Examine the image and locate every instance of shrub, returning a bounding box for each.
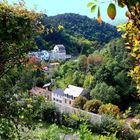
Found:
[98,103,120,117]
[130,102,140,115]
[101,115,140,140]
[130,121,140,130]
[73,96,87,109]
[0,118,16,139]
[83,99,102,113]
[41,101,61,124]
[100,115,120,134]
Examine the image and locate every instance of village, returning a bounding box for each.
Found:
[29,44,89,107]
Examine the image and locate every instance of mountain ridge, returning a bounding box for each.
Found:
[36,13,121,55]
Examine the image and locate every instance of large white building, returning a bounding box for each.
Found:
[52,85,87,106]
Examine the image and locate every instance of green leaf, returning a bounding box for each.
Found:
[107,3,116,20]
[87,2,94,8]
[90,5,97,13]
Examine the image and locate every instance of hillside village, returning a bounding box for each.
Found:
[29,44,89,107]
[29,44,71,61]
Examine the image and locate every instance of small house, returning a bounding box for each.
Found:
[53,44,66,53]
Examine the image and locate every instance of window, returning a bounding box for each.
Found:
[65,99,67,103]
[69,100,71,105]
[53,98,55,100]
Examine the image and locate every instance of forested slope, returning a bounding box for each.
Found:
[36,13,121,55]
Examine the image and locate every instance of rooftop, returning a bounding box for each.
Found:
[30,87,51,96]
[54,44,65,50]
[64,85,84,97]
[52,88,64,96]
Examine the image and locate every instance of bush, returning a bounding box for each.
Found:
[100,115,120,134]
[83,99,102,113]
[101,115,140,140]
[0,118,16,139]
[130,121,140,130]
[73,96,87,109]
[130,102,140,115]
[98,103,121,117]
[41,101,61,124]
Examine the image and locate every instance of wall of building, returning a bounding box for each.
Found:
[52,92,63,103]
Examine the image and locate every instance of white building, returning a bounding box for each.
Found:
[53,45,66,53]
[52,89,64,103]
[52,85,87,106]
[50,44,66,60]
[63,85,86,106]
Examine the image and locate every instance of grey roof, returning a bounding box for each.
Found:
[55,45,65,50]
[52,88,64,96]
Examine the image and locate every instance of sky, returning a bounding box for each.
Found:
[7,0,128,24]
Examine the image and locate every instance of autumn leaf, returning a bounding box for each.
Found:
[97,7,102,24]
[107,3,116,20]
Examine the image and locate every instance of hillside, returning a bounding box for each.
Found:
[36,13,121,55]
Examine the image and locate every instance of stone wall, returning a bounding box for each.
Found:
[54,102,101,124]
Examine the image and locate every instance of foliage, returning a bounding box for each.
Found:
[73,96,87,109]
[87,0,139,23]
[0,118,16,139]
[117,4,140,97]
[87,0,140,97]
[41,101,61,124]
[41,124,61,140]
[100,115,121,135]
[98,103,121,117]
[52,39,136,109]
[37,13,120,55]
[76,124,94,140]
[130,121,140,130]
[83,99,102,113]
[91,82,120,104]
[0,1,41,77]
[101,115,140,140]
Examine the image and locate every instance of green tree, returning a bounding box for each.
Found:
[91,82,120,104]
[77,55,87,71]
[87,0,140,97]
